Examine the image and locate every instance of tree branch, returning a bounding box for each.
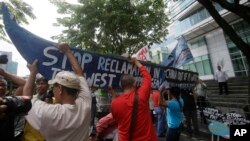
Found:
[197,0,250,56]
[212,0,250,24]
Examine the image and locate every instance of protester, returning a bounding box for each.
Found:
[23,76,51,141]
[90,88,98,136]
[181,87,200,139]
[0,76,8,98]
[111,57,157,141]
[0,97,7,119]
[0,69,28,141]
[95,113,117,141]
[152,90,166,137]
[0,93,31,141]
[0,68,52,141]
[214,66,229,95]
[159,81,170,102]
[149,91,155,123]
[195,78,208,124]
[159,87,184,141]
[95,89,112,119]
[23,43,91,141]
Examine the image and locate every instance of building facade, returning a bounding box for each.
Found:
[0,51,18,75]
[151,0,249,80]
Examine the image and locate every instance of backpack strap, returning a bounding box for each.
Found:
[129,93,138,141]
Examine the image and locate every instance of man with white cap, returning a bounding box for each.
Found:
[23,43,91,141]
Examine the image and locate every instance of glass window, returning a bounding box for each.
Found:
[182,54,213,76]
[178,4,223,32]
[183,65,189,71]
[195,61,204,76]
[189,63,197,72]
[202,55,208,60]
[189,37,206,49]
[225,20,250,76]
[227,42,236,48]
[243,56,248,70]
[230,51,241,59]
[194,56,202,62]
[232,58,245,71]
[203,60,212,75]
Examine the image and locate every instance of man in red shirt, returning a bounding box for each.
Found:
[111,57,157,141]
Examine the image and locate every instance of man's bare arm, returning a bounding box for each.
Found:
[23,60,38,98]
[0,68,26,86]
[57,43,83,76]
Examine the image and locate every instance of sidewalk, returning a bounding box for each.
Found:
[158,133,210,141]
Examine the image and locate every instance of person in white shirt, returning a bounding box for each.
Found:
[214,66,228,95]
[194,79,208,124]
[23,43,92,141]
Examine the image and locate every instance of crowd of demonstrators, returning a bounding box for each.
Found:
[159,87,184,141]
[215,65,229,95]
[194,79,208,124]
[89,87,119,141]
[95,113,117,141]
[23,43,92,141]
[0,66,54,141]
[1,42,214,141]
[151,90,166,137]
[111,57,157,141]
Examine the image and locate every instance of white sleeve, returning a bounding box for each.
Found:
[25,99,46,130]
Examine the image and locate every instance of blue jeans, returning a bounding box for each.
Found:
[166,125,182,141]
[154,107,166,136]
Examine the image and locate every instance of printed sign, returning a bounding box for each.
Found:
[203,108,250,125]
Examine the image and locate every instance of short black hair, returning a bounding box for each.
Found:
[169,87,180,99]
[36,77,48,84]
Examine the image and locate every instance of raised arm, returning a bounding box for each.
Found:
[57,43,83,76]
[158,91,167,107]
[0,68,26,86]
[192,87,198,103]
[23,60,38,98]
[129,57,151,100]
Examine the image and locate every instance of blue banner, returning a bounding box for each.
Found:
[2,4,198,89]
[162,36,193,68]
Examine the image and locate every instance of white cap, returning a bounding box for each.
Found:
[48,71,80,90]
